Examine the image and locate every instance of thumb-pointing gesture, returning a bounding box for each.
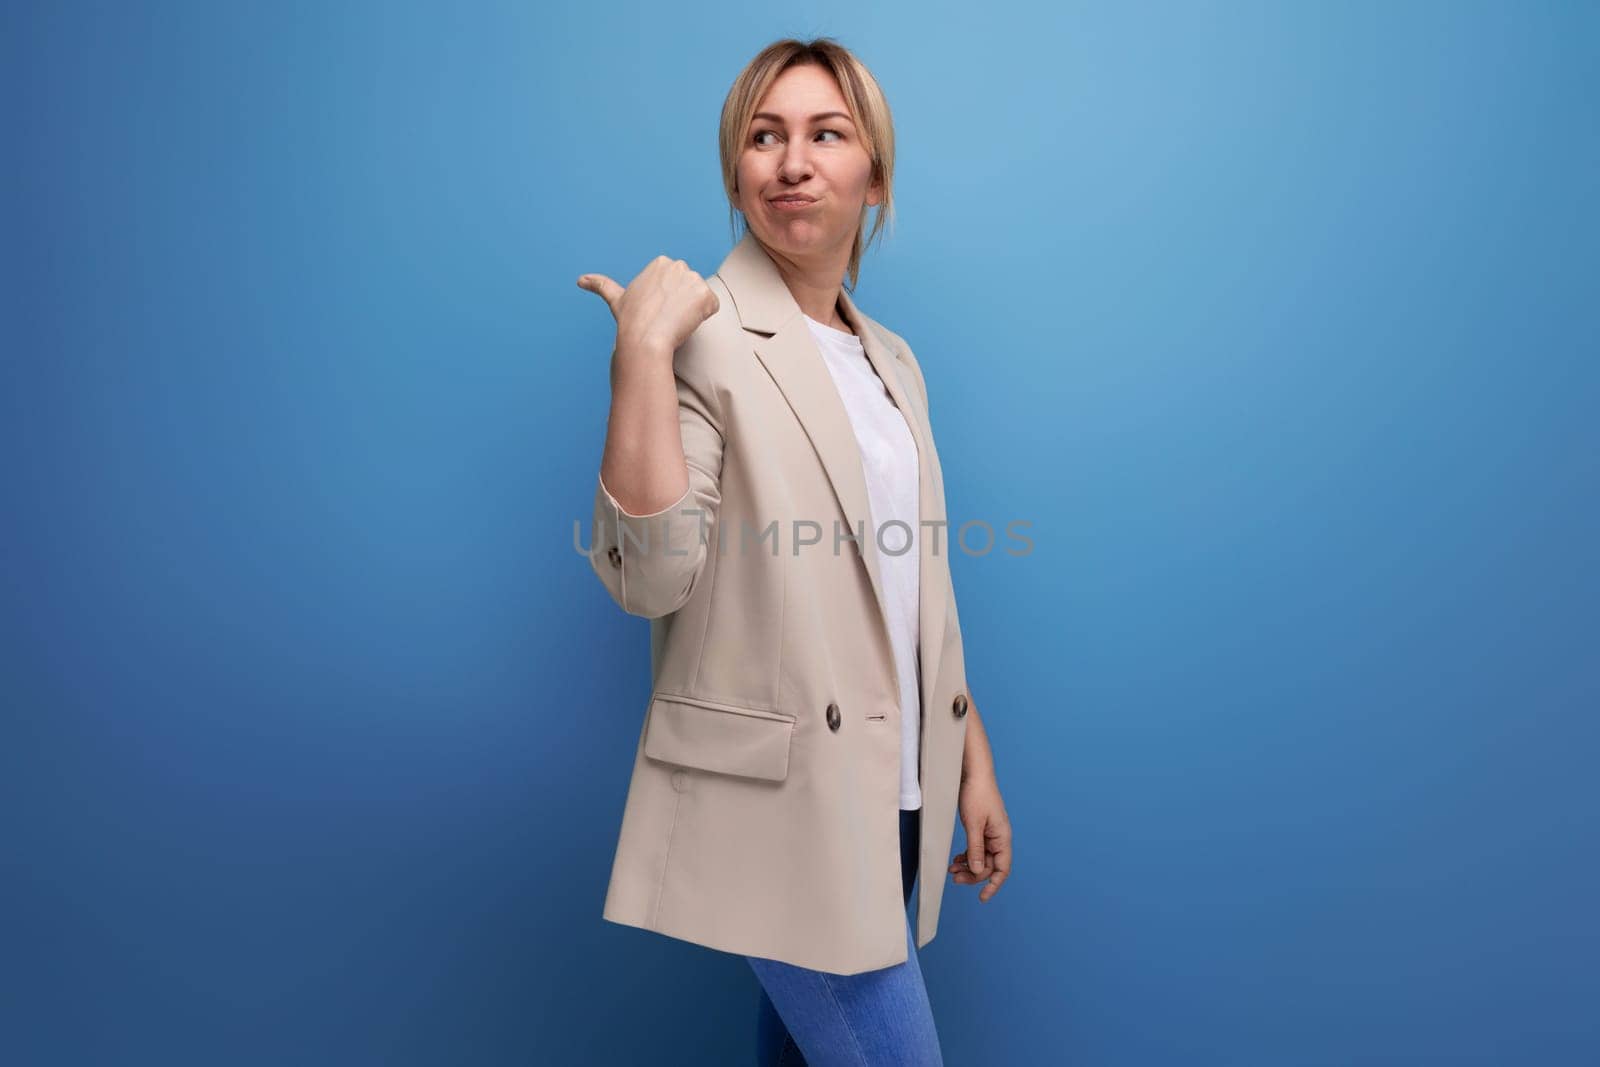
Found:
[576,256,720,359]
[575,272,626,321]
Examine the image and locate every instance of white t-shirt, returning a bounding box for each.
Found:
[803,312,923,811]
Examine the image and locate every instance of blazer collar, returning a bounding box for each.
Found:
[712,229,949,727]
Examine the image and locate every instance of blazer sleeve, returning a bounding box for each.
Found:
[588,341,726,620]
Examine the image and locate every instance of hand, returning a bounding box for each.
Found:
[576,256,721,362]
[949,773,1011,903]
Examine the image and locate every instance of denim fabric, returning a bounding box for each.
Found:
[747,808,942,1065]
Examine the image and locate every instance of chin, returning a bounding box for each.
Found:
[754,217,842,255]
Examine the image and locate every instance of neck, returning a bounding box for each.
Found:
[766,244,852,333]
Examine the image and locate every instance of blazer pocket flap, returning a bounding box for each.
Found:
[643,694,796,782]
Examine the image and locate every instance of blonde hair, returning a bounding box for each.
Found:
[718,37,896,292]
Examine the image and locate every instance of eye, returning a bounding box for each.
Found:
[752,128,846,147]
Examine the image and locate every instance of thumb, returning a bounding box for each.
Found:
[576,272,624,319]
[965,820,987,875]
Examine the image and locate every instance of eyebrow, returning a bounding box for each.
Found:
[752,111,856,126]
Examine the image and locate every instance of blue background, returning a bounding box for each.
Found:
[6,1,1597,1063]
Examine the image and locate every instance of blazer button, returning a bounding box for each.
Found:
[826,702,841,731]
[607,544,621,569]
[952,692,968,718]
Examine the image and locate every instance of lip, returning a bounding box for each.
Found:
[769,194,818,210]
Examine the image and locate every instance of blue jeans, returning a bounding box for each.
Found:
[746,808,943,1065]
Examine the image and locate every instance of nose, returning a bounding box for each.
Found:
[777,139,814,184]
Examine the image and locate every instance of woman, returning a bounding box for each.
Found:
[577,38,1011,1065]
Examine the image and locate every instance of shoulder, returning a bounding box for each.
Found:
[858,311,921,376]
[863,316,930,409]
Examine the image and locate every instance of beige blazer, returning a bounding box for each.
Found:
[587,230,975,976]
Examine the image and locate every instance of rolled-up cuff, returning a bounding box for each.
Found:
[589,472,708,618]
[598,470,693,520]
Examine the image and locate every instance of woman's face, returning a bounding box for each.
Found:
[736,63,882,265]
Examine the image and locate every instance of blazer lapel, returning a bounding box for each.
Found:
[713,231,951,728]
[837,286,948,730]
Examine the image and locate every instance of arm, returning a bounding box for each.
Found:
[579,258,725,620]
[901,332,1012,900]
[960,698,996,786]
[588,336,726,620]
